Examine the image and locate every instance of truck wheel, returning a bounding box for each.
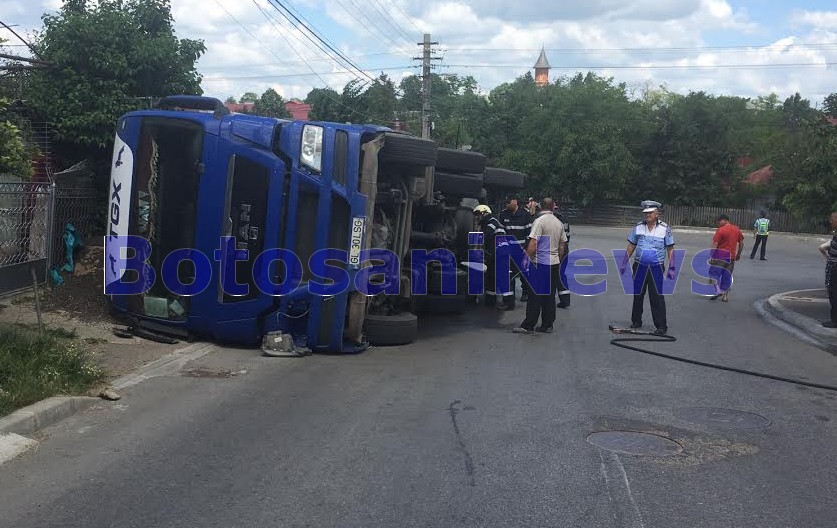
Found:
[455,207,475,249]
[436,148,486,173]
[416,294,469,313]
[365,312,418,346]
[434,171,484,197]
[484,167,526,189]
[380,133,437,166]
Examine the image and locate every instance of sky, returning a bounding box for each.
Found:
[2,0,837,105]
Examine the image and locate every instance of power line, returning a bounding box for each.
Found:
[339,0,412,54]
[380,0,423,34]
[442,62,837,70]
[201,65,415,82]
[245,0,385,123]
[265,0,376,83]
[254,1,426,112]
[198,50,409,71]
[445,43,837,54]
[367,0,414,47]
[212,0,292,67]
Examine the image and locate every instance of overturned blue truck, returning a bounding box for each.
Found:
[105,96,526,352]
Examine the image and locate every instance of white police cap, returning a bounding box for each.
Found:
[641,200,662,213]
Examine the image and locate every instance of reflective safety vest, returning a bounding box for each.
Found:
[754,218,770,235]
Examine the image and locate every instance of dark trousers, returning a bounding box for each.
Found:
[631,262,667,331]
[522,263,562,330]
[828,262,837,323]
[510,244,530,299]
[751,235,768,259]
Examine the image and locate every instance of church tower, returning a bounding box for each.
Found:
[534,47,551,87]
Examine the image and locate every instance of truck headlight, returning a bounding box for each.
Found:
[300,124,323,172]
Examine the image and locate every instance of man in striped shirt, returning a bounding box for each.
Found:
[818,211,837,328]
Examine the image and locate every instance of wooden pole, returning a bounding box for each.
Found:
[30,267,44,335]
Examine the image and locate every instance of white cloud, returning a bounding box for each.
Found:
[3,0,836,106]
[792,10,837,30]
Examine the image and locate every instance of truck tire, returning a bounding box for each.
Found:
[426,267,469,294]
[364,312,418,346]
[415,294,469,314]
[484,167,526,189]
[436,148,486,174]
[380,133,437,166]
[434,171,484,197]
[455,206,475,249]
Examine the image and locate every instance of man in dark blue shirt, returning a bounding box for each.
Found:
[499,197,533,303]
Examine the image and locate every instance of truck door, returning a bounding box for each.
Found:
[204,147,286,340]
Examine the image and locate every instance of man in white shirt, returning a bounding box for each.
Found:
[513,197,568,334]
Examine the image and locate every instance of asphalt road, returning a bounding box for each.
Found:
[1,226,836,528]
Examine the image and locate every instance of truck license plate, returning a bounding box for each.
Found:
[349,216,365,268]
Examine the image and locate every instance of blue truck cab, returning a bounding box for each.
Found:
[105,95,459,351]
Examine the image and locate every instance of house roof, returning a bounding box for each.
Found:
[744,165,774,186]
[534,47,550,69]
[225,102,255,113]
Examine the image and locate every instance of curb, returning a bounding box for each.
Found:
[111,341,215,391]
[0,341,215,445]
[756,290,837,355]
[0,396,100,436]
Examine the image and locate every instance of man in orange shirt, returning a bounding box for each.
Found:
[709,214,745,302]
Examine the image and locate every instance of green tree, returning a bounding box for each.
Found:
[305,87,342,122]
[823,92,837,116]
[639,92,736,205]
[782,92,818,130]
[26,0,205,165]
[224,96,237,104]
[358,74,397,125]
[0,98,33,179]
[337,79,366,123]
[239,91,259,103]
[253,88,290,118]
[780,119,837,218]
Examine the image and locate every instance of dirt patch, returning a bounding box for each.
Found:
[40,245,111,323]
[0,245,190,382]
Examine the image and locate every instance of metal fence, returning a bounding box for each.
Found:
[50,184,104,270]
[563,203,829,234]
[0,179,54,295]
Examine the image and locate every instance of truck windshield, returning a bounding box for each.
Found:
[128,117,203,320]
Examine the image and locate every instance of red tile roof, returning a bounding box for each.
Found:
[285,101,311,120]
[743,165,774,186]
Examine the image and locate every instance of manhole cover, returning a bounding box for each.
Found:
[675,407,770,429]
[586,431,682,456]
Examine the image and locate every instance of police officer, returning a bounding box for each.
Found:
[474,204,514,310]
[553,203,571,309]
[499,196,533,302]
[618,200,675,335]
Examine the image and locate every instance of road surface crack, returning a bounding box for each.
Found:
[448,400,476,487]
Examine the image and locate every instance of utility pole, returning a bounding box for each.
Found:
[414,33,440,139]
[413,34,441,205]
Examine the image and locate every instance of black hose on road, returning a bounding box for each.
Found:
[609,330,837,392]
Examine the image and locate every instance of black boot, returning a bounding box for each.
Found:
[557,293,570,309]
[497,296,515,311]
